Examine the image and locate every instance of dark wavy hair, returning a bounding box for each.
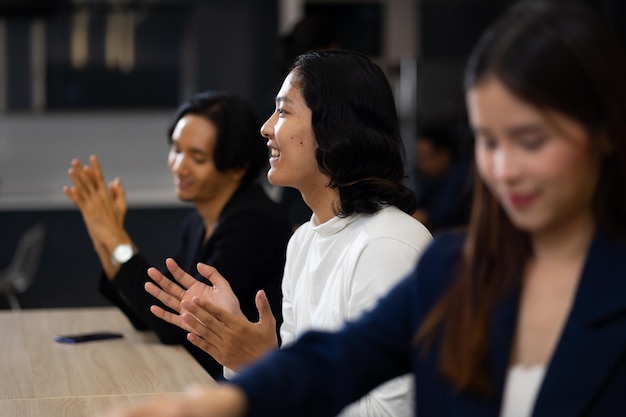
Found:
[416,0,626,396]
[289,50,416,216]
[167,91,267,186]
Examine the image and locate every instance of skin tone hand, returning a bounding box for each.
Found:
[63,155,133,279]
[101,384,247,417]
[146,259,279,370]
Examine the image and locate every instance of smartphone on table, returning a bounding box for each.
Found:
[54,332,124,344]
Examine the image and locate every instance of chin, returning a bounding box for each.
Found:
[508,215,545,234]
[175,192,194,202]
[267,172,287,187]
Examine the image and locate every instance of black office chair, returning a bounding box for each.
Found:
[0,223,46,310]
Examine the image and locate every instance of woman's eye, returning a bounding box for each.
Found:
[520,136,547,150]
[477,135,497,150]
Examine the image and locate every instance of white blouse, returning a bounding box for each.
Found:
[500,365,546,417]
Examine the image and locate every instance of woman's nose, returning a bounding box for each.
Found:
[492,148,520,183]
[260,113,276,139]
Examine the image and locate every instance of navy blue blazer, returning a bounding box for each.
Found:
[232,230,626,417]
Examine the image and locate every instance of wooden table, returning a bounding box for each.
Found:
[0,307,215,416]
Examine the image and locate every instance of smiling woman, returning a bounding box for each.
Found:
[469,79,600,235]
[141,50,432,417]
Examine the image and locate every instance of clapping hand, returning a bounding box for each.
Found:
[146,259,279,370]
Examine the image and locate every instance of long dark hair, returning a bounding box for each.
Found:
[167,91,267,186]
[290,50,416,216]
[417,0,626,396]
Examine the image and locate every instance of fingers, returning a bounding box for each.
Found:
[255,290,276,327]
[145,270,186,308]
[89,154,106,185]
[110,178,127,204]
[181,298,230,331]
[147,266,187,296]
[197,263,232,290]
[68,159,96,192]
[186,331,221,357]
[62,185,80,205]
[165,258,199,290]
[66,156,109,204]
[181,310,226,358]
[149,304,185,329]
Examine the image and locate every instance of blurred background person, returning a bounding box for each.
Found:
[412,122,473,233]
[63,91,291,379]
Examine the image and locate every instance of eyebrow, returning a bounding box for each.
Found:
[275,95,294,105]
[506,124,547,138]
[472,123,547,139]
[171,139,209,157]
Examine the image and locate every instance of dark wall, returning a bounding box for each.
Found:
[0,206,193,309]
[416,0,626,125]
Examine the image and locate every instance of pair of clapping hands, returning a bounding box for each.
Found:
[64,156,278,371]
[146,259,279,371]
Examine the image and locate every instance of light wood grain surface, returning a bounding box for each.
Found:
[0,307,214,416]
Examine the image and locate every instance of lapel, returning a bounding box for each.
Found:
[532,231,626,416]
[450,231,626,417]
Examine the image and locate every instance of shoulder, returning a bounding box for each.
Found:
[419,230,466,268]
[355,206,433,249]
[225,182,279,212]
[408,230,466,306]
[286,221,313,250]
[221,183,290,229]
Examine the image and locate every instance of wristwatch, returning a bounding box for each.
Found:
[111,243,136,266]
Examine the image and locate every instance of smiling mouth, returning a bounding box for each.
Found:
[508,193,536,209]
[271,148,281,158]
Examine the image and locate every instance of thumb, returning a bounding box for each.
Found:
[255,290,276,327]
[197,263,232,289]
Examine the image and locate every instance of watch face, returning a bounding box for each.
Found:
[112,244,134,264]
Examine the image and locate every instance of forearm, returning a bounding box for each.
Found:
[105,255,187,343]
[93,240,121,279]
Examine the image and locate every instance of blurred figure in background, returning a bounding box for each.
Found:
[413,122,473,233]
[63,91,291,379]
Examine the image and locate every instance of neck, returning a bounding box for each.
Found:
[194,182,241,240]
[530,213,595,263]
[300,184,340,224]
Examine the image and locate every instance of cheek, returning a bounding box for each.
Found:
[474,148,492,184]
[539,147,588,185]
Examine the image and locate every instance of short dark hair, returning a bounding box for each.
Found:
[167,91,266,186]
[417,124,460,159]
[290,50,416,216]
